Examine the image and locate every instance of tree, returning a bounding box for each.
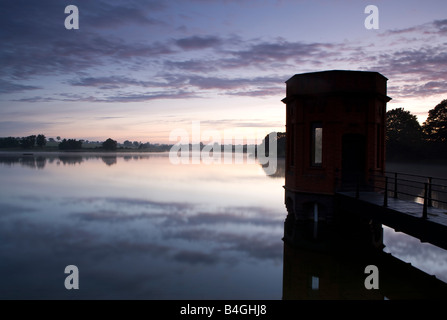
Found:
[102,138,117,150]
[0,137,20,148]
[386,108,422,146]
[36,134,47,148]
[422,99,447,142]
[386,108,422,159]
[59,139,82,150]
[123,140,133,148]
[20,135,36,149]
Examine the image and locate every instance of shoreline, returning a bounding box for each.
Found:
[0,149,442,164]
[0,150,171,157]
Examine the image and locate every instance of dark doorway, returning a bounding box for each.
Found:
[341,134,366,190]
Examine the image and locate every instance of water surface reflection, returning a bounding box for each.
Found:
[283,211,447,299]
[1,153,446,299]
[0,152,284,299]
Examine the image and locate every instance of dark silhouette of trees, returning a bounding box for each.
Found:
[385,100,447,159]
[386,108,422,159]
[59,139,83,150]
[123,140,133,148]
[20,135,36,149]
[422,99,447,143]
[420,99,447,158]
[0,137,20,148]
[102,138,117,150]
[36,134,47,148]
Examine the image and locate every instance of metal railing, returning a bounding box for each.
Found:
[366,170,447,218]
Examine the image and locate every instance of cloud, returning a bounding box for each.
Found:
[7,23,446,104]
[186,75,281,90]
[408,81,447,98]
[98,90,198,102]
[175,35,222,50]
[380,47,447,75]
[171,210,281,227]
[69,74,282,90]
[166,228,283,262]
[81,1,167,29]
[2,1,447,119]
[68,76,157,89]
[94,116,126,120]
[222,39,336,69]
[373,44,447,99]
[380,19,446,38]
[433,19,447,33]
[0,202,37,215]
[384,227,447,282]
[66,196,284,262]
[372,19,447,76]
[0,1,391,101]
[0,33,172,80]
[0,121,56,136]
[384,26,420,36]
[173,250,219,265]
[200,119,283,128]
[0,1,175,80]
[362,19,447,101]
[56,73,284,101]
[164,59,219,73]
[14,90,197,103]
[71,209,157,222]
[226,87,283,97]
[66,196,195,215]
[0,80,40,94]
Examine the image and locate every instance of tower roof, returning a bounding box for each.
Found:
[283,70,391,103]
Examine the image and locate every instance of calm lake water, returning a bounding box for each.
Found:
[0,152,446,299]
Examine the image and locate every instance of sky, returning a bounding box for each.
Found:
[1,0,447,144]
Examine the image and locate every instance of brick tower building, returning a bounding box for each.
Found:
[282,70,391,222]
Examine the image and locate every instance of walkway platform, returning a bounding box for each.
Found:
[336,191,447,250]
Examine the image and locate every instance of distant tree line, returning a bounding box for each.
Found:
[0,134,47,149]
[386,99,447,160]
[58,139,83,150]
[0,134,171,152]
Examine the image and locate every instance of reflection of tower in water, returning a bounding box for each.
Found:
[282,205,384,300]
[282,208,447,299]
